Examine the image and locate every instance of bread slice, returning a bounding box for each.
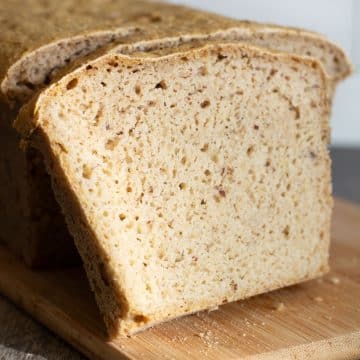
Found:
[16,41,331,336]
[0,0,351,267]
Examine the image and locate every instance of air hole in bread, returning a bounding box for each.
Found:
[200,100,211,108]
[246,145,255,157]
[155,80,167,89]
[66,78,78,90]
[217,53,228,61]
[283,225,290,238]
[179,182,186,190]
[82,164,92,179]
[135,84,141,95]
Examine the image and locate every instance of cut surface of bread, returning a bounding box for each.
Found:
[16,42,331,336]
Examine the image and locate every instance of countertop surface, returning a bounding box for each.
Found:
[0,146,359,360]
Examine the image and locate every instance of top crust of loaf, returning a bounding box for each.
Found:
[0,0,352,103]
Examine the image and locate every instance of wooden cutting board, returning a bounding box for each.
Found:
[0,198,359,359]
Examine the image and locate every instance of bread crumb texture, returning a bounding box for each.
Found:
[27,43,331,336]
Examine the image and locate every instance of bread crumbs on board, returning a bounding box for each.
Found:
[329,276,340,285]
[272,302,285,311]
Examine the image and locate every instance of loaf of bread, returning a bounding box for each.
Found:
[16,39,335,335]
[0,0,352,268]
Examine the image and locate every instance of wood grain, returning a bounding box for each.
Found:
[0,198,359,359]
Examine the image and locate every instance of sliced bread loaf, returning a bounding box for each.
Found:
[16,41,331,336]
[0,0,351,267]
